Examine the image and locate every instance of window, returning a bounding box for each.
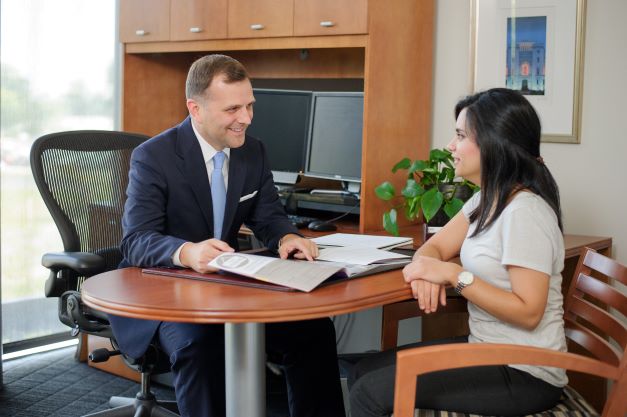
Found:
[1,0,117,348]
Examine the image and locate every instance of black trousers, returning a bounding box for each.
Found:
[348,336,562,417]
[158,318,346,417]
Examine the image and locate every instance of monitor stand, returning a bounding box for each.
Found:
[309,181,361,198]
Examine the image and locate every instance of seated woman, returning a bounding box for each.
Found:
[349,88,567,417]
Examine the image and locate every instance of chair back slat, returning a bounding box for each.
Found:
[582,250,627,285]
[568,291,627,350]
[565,319,622,366]
[574,273,627,317]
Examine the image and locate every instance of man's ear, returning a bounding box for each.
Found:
[186,98,200,121]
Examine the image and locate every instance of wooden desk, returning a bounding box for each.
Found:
[81,266,413,417]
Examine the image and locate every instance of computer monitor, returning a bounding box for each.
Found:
[304,92,364,192]
[247,88,312,185]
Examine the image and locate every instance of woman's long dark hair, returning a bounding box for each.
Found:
[456,88,563,236]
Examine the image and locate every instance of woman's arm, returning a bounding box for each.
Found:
[404,256,550,330]
[405,210,470,313]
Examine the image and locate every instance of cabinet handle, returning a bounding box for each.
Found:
[250,24,265,30]
[135,29,147,36]
[189,27,202,33]
[320,21,335,27]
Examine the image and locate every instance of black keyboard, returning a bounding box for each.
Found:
[287,214,319,228]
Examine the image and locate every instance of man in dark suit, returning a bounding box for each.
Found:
[108,54,345,417]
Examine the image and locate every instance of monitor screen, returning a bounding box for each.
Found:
[305,92,364,186]
[247,88,312,185]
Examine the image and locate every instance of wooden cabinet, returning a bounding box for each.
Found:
[294,0,368,36]
[119,0,170,43]
[170,0,227,41]
[228,0,293,39]
[119,0,435,234]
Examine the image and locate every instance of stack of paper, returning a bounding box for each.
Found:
[311,233,413,250]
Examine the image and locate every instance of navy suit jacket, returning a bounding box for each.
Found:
[109,116,297,358]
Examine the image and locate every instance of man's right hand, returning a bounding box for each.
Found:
[179,238,234,273]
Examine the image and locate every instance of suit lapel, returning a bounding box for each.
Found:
[175,118,214,233]
[222,144,246,237]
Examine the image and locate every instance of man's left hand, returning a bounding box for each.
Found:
[278,234,318,261]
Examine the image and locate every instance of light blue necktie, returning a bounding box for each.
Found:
[211,151,227,239]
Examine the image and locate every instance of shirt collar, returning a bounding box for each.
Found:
[191,119,231,164]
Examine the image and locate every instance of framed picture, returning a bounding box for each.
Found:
[471,0,587,143]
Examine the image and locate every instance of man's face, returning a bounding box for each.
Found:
[187,76,254,150]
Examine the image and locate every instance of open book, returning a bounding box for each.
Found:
[203,249,411,292]
[311,233,413,250]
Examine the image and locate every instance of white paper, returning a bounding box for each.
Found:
[317,246,410,266]
[311,233,413,250]
[209,253,343,292]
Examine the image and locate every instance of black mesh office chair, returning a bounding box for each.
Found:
[30,130,179,417]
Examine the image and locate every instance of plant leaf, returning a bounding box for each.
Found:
[430,148,450,162]
[408,159,429,174]
[392,158,411,173]
[401,179,424,198]
[443,197,464,219]
[421,188,444,222]
[383,209,399,236]
[374,181,395,200]
[405,196,420,220]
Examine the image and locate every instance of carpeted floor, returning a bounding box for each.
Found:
[0,346,291,417]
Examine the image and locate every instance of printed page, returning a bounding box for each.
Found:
[317,246,411,266]
[311,233,413,249]
[209,253,343,292]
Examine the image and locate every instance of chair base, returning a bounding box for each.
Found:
[82,393,179,417]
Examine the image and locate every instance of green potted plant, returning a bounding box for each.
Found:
[374,148,478,236]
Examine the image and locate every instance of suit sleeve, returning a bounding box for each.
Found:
[243,141,299,250]
[120,145,186,267]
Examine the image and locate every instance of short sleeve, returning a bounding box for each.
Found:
[500,201,557,275]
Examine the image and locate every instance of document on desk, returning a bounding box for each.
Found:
[208,253,343,292]
[311,233,413,250]
[317,246,411,266]
[208,250,411,292]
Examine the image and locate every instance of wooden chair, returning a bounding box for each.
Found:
[392,247,627,417]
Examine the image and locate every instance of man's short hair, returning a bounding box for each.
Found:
[185,54,249,100]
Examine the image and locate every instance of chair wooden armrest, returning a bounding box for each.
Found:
[393,343,625,417]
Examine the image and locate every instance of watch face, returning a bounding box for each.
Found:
[459,271,474,285]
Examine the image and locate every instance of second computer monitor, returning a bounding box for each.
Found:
[247,88,312,185]
[305,92,364,191]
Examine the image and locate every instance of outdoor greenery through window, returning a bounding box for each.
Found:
[1,0,117,346]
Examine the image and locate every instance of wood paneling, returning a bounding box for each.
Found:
[294,0,368,36]
[360,0,435,232]
[227,0,294,39]
[119,0,170,43]
[170,0,227,41]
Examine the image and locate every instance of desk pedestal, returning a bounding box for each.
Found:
[225,323,266,417]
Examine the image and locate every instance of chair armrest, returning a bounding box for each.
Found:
[393,343,622,417]
[42,251,106,297]
[42,251,106,274]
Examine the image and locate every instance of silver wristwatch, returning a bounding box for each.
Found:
[454,270,474,295]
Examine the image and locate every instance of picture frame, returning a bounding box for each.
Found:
[471,0,586,143]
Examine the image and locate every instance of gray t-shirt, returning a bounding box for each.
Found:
[461,191,567,387]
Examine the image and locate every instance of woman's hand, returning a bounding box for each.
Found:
[402,256,462,313]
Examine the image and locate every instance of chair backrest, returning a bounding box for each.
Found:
[30,130,149,291]
[564,248,627,366]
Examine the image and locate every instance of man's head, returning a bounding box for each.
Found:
[185,54,254,150]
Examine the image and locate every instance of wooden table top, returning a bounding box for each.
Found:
[81,267,413,324]
[81,234,611,325]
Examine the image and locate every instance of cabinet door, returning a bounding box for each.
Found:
[170,0,227,41]
[294,0,367,36]
[228,0,293,39]
[119,0,170,43]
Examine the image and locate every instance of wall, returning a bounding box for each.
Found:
[432,0,627,265]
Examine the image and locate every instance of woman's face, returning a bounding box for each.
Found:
[447,108,481,185]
